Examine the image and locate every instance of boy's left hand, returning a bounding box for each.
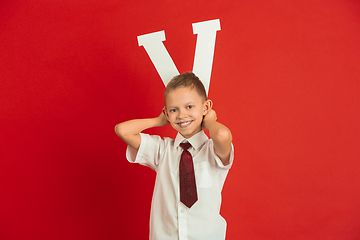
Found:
[202,109,217,130]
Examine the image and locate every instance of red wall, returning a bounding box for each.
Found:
[1,0,360,239]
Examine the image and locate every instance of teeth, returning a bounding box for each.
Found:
[179,121,191,127]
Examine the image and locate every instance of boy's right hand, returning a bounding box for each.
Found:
[157,109,170,127]
[115,109,169,151]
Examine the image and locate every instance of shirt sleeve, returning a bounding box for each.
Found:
[208,140,234,170]
[126,133,164,171]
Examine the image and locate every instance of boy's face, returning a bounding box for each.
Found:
[164,87,211,139]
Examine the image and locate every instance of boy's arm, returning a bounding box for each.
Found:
[202,109,232,165]
[114,111,169,150]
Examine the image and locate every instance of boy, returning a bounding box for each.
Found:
[115,72,234,240]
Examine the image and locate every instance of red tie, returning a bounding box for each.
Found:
[179,143,198,208]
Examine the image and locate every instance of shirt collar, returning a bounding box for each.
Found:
[174,130,209,150]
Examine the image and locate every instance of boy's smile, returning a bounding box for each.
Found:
[164,87,211,139]
[177,120,193,128]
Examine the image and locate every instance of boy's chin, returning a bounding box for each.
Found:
[170,121,202,138]
[178,128,202,139]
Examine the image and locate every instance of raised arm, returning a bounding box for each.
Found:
[202,109,232,165]
[115,111,169,150]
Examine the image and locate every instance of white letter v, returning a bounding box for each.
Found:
[137,19,221,94]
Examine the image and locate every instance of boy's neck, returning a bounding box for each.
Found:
[179,128,203,139]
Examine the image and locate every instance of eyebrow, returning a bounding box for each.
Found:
[167,102,196,109]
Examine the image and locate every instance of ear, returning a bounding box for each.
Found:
[163,107,170,119]
[203,99,213,115]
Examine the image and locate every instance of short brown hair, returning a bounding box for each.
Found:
[164,72,207,103]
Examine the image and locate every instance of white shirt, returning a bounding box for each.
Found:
[126,130,234,240]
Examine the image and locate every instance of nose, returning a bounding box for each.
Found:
[177,108,188,119]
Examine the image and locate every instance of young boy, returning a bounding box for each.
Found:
[115,72,234,240]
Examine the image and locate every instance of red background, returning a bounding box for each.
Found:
[1,0,360,239]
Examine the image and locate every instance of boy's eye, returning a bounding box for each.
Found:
[169,109,177,113]
[187,105,194,109]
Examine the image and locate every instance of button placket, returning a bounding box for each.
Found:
[178,205,188,240]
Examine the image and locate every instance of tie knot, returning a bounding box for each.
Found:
[180,142,191,151]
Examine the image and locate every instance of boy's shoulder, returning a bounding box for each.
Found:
[139,132,176,146]
[140,131,211,149]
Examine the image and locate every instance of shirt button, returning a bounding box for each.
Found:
[181,209,184,213]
